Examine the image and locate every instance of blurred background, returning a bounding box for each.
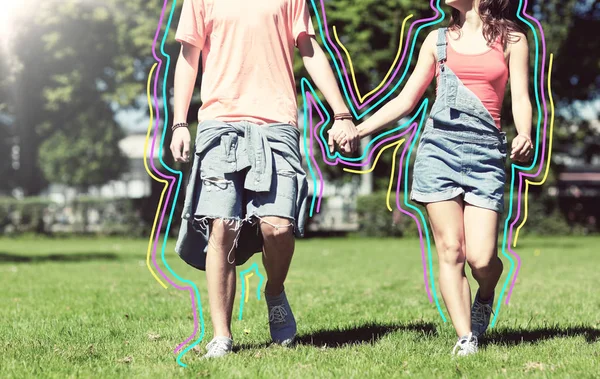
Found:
[0,0,598,240]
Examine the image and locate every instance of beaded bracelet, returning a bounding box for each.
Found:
[171,122,189,132]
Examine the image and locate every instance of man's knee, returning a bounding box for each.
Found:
[259,217,294,242]
[209,218,240,247]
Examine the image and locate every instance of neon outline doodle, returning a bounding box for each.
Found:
[303,0,552,327]
[144,0,553,366]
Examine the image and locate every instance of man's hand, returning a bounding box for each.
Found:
[327,119,359,154]
[170,127,191,163]
[510,134,533,163]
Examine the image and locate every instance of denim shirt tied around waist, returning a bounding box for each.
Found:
[174,120,308,271]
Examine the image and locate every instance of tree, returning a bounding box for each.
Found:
[308,0,598,191]
[2,0,134,195]
[1,0,596,200]
[0,121,16,194]
[38,105,128,191]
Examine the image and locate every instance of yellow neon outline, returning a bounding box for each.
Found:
[333,14,414,103]
[143,63,168,289]
[386,141,405,212]
[343,139,405,174]
[244,273,254,303]
[513,53,555,247]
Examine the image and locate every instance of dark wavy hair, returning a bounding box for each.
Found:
[449,0,525,48]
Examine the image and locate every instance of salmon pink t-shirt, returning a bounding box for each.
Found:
[175,0,315,127]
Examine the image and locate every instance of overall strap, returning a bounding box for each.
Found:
[436,27,448,63]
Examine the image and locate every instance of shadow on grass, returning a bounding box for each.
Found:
[234,321,436,352]
[483,326,600,346]
[0,252,119,263]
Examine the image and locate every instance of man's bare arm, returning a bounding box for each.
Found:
[170,43,201,162]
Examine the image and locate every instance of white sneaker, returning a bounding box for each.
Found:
[204,336,233,358]
[471,290,494,338]
[452,332,478,356]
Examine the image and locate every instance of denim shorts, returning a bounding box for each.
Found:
[411,119,507,213]
[194,135,298,224]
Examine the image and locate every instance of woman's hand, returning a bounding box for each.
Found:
[328,119,359,153]
[510,134,533,163]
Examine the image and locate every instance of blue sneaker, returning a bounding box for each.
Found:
[266,290,296,346]
[471,290,494,338]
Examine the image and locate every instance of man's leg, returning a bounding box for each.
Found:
[194,137,245,357]
[261,217,295,296]
[248,152,299,345]
[206,219,239,339]
[260,217,297,345]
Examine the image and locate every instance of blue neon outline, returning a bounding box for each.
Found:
[155,0,205,367]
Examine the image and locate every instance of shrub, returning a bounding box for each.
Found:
[0,197,54,234]
[357,190,576,238]
[72,197,146,237]
[356,192,401,237]
[0,196,147,237]
[500,191,572,236]
[356,191,429,237]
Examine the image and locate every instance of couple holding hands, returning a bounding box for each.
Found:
[169,0,534,358]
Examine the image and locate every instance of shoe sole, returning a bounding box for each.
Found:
[272,336,296,347]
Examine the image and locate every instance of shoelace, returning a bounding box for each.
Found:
[268,305,288,324]
[471,301,493,324]
[452,333,478,355]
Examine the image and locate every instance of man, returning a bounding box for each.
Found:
[170,0,359,358]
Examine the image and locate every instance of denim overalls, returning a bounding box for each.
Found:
[410,28,508,213]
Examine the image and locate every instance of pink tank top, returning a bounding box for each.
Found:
[436,37,509,130]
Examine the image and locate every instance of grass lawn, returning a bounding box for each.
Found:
[1,235,599,378]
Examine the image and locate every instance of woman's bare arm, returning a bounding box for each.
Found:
[508,32,533,162]
[357,31,437,138]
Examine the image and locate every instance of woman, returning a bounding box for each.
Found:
[351,0,533,355]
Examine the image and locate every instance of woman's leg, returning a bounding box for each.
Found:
[464,204,503,300]
[426,197,472,337]
[463,204,502,337]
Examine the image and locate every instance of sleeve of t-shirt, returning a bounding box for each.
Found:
[175,0,206,50]
[291,0,316,45]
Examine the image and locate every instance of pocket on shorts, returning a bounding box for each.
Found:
[498,141,508,166]
[274,170,297,200]
[413,140,438,189]
[271,153,297,201]
[415,130,431,156]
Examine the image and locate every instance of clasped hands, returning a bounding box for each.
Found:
[327,119,361,154]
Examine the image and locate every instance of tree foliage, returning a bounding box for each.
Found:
[0,0,597,197]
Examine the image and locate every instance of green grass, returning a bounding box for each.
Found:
[1,235,599,378]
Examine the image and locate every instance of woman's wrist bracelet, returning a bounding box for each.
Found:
[172,122,189,132]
